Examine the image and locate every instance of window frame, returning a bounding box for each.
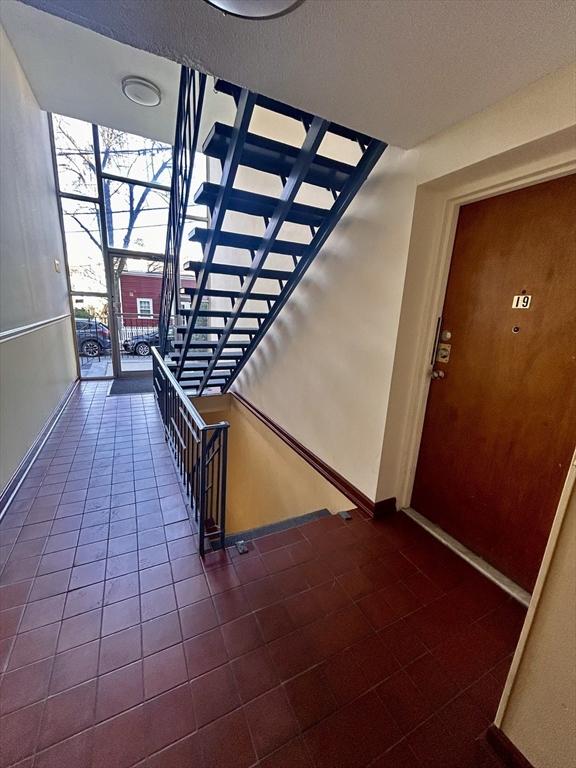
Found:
[136,297,153,318]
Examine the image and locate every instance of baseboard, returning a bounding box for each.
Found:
[373,497,397,518]
[485,726,535,768]
[231,391,379,517]
[0,378,79,520]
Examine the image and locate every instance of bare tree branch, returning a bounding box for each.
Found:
[69,213,100,249]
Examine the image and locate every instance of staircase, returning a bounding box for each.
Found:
[169,76,387,394]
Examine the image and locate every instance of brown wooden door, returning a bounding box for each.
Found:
[411,174,576,592]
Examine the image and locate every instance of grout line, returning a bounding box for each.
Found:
[402,507,531,607]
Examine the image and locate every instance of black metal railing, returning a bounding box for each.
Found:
[158,66,207,355]
[152,346,228,556]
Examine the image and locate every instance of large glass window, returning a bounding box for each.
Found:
[104,180,169,252]
[51,112,210,379]
[99,126,172,187]
[52,115,98,198]
[61,198,107,293]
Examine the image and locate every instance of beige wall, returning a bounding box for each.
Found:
[0,320,77,491]
[496,461,576,768]
[232,63,576,505]
[193,394,350,533]
[0,25,76,495]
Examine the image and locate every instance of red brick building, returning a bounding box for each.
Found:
[119,271,196,327]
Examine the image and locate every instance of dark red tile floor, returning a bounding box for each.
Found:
[0,383,527,767]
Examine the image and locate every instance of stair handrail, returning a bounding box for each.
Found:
[158,66,207,355]
[151,346,229,556]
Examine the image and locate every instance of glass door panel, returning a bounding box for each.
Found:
[112,256,168,374]
[72,295,112,378]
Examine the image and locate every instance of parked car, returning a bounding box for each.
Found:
[123,330,173,356]
[75,318,111,357]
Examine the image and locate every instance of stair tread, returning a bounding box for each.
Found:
[176,326,259,334]
[197,310,267,319]
[170,353,243,361]
[183,259,293,281]
[194,182,328,227]
[189,227,306,257]
[204,122,353,190]
[180,287,279,301]
[215,79,372,146]
[173,340,250,348]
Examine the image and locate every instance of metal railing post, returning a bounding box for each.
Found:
[199,429,207,557]
[151,347,229,557]
[219,425,229,550]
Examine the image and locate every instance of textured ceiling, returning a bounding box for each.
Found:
[0,1,179,143]
[11,0,576,147]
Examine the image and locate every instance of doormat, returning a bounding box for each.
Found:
[109,375,154,395]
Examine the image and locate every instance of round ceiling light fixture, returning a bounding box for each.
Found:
[121,76,162,107]
[203,0,304,20]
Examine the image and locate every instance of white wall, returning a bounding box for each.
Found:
[233,63,576,504]
[0,25,77,495]
[495,457,576,768]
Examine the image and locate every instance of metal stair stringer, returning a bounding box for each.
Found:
[172,79,388,395]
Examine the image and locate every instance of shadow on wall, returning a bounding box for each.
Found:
[193,394,350,534]
[231,146,418,500]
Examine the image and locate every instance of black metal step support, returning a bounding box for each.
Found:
[195,116,329,393]
[174,89,258,379]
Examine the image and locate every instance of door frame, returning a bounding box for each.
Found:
[397,142,576,511]
[384,131,576,742]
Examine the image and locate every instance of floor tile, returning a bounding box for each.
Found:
[179,598,219,640]
[143,642,188,698]
[50,640,100,694]
[190,663,241,727]
[92,703,150,768]
[19,594,65,632]
[145,683,196,755]
[304,690,401,768]
[284,666,338,730]
[221,613,263,658]
[200,708,256,768]
[184,627,228,679]
[8,623,60,671]
[0,386,518,768]
[0,657,52,715]
[95,660,144,721]
[255,602,295,643]
[377,669,437,735]
[34,729,94,768]
[99,624,142,674]
[38,679,97,750]
[57,608,102,652]
[245,685,299,758]
[231,646,279,704]
[142,611,182,656]
[102,595,140,636]
[0,701,44,766]
[257,737,314,768]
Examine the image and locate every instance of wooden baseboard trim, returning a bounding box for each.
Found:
[231,391,394,518]
[485,726,535,768]
[0,379,79,520]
